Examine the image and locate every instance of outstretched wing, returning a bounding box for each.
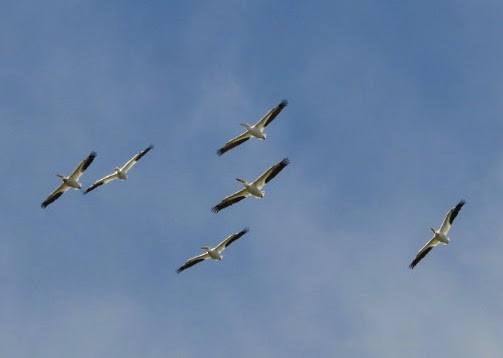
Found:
[409,237,440,269]
[176,252,210,273]
[252,157,290,189]
[215,228,250,253]
[439,200,466,234]
[122,145,154,172]
[83,172,119,194]
[217,132,251,156]
[69,151,97,181]
[211,188,249,213]
[254,99,288,129]
[41,183,69,208]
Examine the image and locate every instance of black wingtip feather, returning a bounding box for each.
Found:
[448,200,466,225]
[216,137,250,156]
[280,99,288,107]
[281,157,290,166]
[409,246,433,269]
[176,258,206,274]
[263,157,290,184]
[81,151,97,171]
[83,180,105,195]
[135,145,154,161]
[41,191,64,208]
[211,196,247,213]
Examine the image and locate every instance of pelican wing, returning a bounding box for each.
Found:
[69,151,97,181]
[255,99,288,129]
[122,145,154,172]
[83,172,119,194]
[211,188,249,213]
[439,200,465,234]
[41,183,69,208]
[217,132,251,156]
[409,237,440,269]
[215,228,249,253]
[252,157,290,188]
[176,252,210,273]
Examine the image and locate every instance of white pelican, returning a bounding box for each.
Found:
[409,200,466,269]
[84,145,153,194]
[212,157,290,213]
[176,228,249,273]
[217,99,288,156]
[41,151,97,208]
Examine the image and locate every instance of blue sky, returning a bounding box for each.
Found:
[1,1,503,357]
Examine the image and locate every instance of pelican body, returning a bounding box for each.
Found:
[241,123,266,140]
[176,228,249,273]
[57,174,82,189]
[430,227,450,245]
[409,200,465,269]
[236,178,264,198]
[84,145,153,194]
[217,99,288,156]
[115,167,128,180]
[202,246,223,260]
[212,158,290,213]
[41,151,97,208]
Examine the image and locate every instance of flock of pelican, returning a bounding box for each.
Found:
[41,146,154,207]
[178,100,290,272]
[41,99,467,272]
[41,100,291,274]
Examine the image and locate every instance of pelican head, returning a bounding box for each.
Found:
[430,227,436,234]
[56,174,65,180]
[201,246,210,252]
[114,167,121,172]
[236,178,247,185]
[240,123,252,130]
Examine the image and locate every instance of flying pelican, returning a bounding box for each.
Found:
[217,99,288,156]
[176,228,249,273]
[212,158,290,213]
[409,200,466,269]
[84,145,153,194]
[41,151,97,208]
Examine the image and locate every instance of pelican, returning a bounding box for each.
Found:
[212,158,290,213]
[84,145,153,194]
[217,99,288,156]
[409,200,466,269]
[176,228,249,273]
[41,151,97,208]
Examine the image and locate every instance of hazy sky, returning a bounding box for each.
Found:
[2,1,503,357]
